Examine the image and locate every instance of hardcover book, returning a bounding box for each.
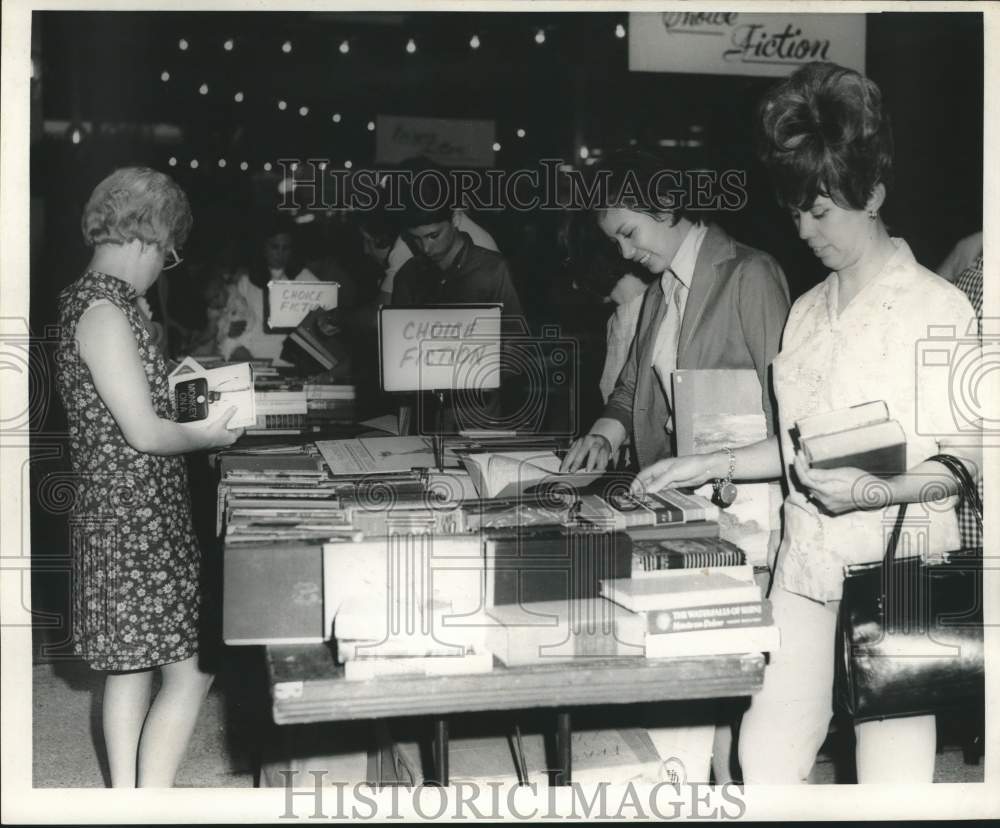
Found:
[599,571,761,613]
[796,401,907,474]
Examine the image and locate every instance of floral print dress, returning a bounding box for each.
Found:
[55,271,202,671]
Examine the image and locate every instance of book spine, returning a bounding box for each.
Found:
[633,547,744,571]
[641,601,771,634]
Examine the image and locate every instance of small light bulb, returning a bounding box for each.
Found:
[178,38,188,51]
[168,156,178,167]
[470,34,480,50]
[344,160,353,169]
[71,128,82,145]
[239,161,248,171]
[367,121,375,132]
[535,29,545,45]
[290,162,299,171]
[234,91,244,103]
[615,23,626,39]
[299,106,309,117]
[579,145,589,159]
[339,40,349,54]
[318,161,327,171]
[277,100,287,111]
[224,38,234,51]
[198,82,209,95]
[190,159,199,169]
[405,38,416,54]
[516,128,526,138]
[264,162,272,172]
[332,113,341,123]
[492,141,501,152]
[282,40,292,54]
[160,70,170,82]
[218,158,226,168]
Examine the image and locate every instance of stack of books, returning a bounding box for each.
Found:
[218,453,355,543]
[574,489,718,534]
[247,380,358,436]
[630,536,747,578]
[600,569,779,658]
[796,400,907,475]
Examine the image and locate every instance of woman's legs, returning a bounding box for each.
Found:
[103,669,155,787]
[136,655,215,787]
[855,715,936,783]
[738,588,839,784]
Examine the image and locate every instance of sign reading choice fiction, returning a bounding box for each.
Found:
[267,280,339,329]
[629,12,866,77]
[376,115,497,168]
[378,305,502,393]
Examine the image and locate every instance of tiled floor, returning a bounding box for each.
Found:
[30,653,984,788]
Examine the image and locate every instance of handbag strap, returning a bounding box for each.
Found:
[883,454,982,566]
[928,453,983,526]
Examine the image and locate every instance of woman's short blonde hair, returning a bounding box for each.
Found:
[81,166,193,250]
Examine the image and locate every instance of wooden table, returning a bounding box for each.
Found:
[266,644,766,785]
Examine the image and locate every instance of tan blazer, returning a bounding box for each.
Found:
[603,224,790,470]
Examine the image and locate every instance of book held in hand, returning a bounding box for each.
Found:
[796,400,907,474]
[169,356,256,429]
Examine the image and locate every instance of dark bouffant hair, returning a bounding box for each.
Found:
[594,148,701,226]
[81,166,192,249]
[756,62,893,212]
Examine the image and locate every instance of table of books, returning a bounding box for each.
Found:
[218,435,776,786]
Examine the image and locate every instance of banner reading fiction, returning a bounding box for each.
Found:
[628,12,866,77]
[376,115,497,167]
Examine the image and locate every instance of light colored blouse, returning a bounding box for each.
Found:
[772,238,973,602]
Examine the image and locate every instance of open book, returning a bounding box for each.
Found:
[461,451,601,499]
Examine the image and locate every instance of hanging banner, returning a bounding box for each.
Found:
[629,12,866,77]
[376,115,496,167]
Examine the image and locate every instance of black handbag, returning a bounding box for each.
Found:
[834,454,984,722]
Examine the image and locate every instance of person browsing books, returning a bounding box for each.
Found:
[55,167,244,787]
[558,148,791,783]
[630,62,982,784]
[560,148,790,476]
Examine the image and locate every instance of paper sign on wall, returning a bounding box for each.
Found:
[376,115,496,168]
[378,305,502,393]
[629,12,866,77]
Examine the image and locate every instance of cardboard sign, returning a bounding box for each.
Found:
[375,115,496,168]
[378,305,502,393]
[629,12,866,77]
[267,280,339,329]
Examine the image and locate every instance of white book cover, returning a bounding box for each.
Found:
[168,356,256,429]
[643,623,781,658]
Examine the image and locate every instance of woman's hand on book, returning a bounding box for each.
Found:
[631,453,726,495]
[204,405,245,448]
[793,452,882,514]
[560,434,612,473]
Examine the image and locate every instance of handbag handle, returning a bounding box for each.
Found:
[883,453,982,566]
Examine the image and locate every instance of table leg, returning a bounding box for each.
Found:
[556,710,572,786]
[433,717,449,786]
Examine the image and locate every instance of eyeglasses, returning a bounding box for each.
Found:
[162,247,184,271]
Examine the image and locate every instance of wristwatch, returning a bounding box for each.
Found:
[712,447,738,508]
